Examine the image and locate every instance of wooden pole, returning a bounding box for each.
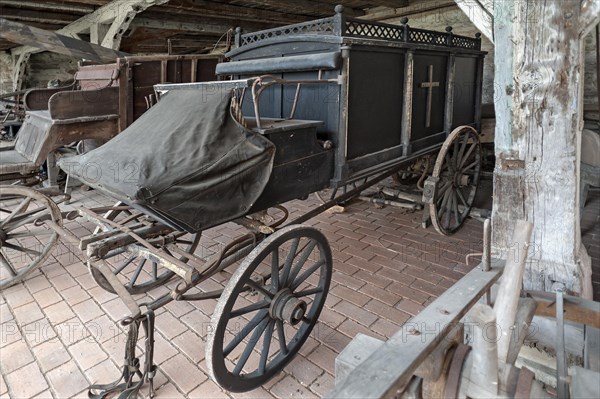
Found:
[596,24,600,127]
[493,220,533,364]
[468,303,499,396]
[491,0,598,297]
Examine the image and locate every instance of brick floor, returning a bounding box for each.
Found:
[1,186,598,399]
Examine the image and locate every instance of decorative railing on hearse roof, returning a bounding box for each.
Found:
[235,5,482,51]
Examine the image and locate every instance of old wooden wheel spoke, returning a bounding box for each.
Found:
[0,251,17,277]
[276,320,288,355]
[2,242,42,257]
[280,237,300,285]
[223,309,269,357]
[291,259,326,291]
[7,229,54,239]
[0,196,31,229]
[295,286,323,297]
[271,250,280,291]
[246,279,274,299]
[459,142,478,169]
[456,188,469,207]
[233,318,270,376]
[259,320,275,373]
[230,300,270,318]
[452,192,462,226]
[286,240,317,287]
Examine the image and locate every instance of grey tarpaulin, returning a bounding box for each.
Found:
[58,89,275,233]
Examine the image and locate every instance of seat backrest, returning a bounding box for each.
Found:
[14,111,53,164]
[75,63,119,91]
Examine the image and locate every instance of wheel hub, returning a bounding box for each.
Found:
[270,288,307,325]
[0,229,6,244]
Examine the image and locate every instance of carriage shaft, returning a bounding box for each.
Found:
[86,224,174,259]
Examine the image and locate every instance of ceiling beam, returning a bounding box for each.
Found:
[0,18,127,62]
[0,8,80,25]
[155,0,307,25]
[131,18,234,36]
[454,0,494,43]
[364,1,456,21]
[48,0,106,5]
[11,0,170,56]
[363,0,410,7]
[231,0,365,17]
[0,0,94,14]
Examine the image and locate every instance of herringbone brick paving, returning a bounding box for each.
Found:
[1,187,598,398]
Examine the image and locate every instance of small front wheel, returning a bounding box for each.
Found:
[206,225,332,392]
[0,186,62,289]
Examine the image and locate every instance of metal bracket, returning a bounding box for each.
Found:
[422,176,439,204]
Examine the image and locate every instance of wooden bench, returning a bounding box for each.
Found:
[0,64,121,183]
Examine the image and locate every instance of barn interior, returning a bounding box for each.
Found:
[0,1,598,398]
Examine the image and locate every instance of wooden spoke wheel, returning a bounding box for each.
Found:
[88,208,200,295]
[429,126,482,235]
[207,225,332,392]
[0,186,62,289]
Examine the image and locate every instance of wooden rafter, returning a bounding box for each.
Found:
[232,0,366,17]
[11,0,169,56]
[8,0,169,91]
[454,0,493,43]
[0,18,127,62]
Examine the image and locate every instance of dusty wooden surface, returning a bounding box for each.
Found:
[491,0,599,297]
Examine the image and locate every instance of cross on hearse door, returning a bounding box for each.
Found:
[410,54,447,150]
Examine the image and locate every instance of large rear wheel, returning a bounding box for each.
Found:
[429,126,482,235]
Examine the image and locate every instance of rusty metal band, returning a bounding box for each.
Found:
[514,367,535,399]
[442,343,471,399]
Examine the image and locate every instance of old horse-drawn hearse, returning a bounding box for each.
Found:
[0,6,486,396]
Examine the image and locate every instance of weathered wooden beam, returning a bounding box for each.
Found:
[580,0,600,36]
[154,0,306,25]
[491,0,599,298]
[49,0,106,5]
[11,0,169,57]
[232,0,365,17]
[0,18,127,63]
[0,8,80,25]
[131,18,238,36]
[365,0,410,8]
[364,1,456,22]
[0,0,93,14]
[454,0,494,43]
[90,23,110,45]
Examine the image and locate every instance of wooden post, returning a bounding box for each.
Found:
[491,0,599,297]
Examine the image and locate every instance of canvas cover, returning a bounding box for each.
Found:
[59,89,275,233]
